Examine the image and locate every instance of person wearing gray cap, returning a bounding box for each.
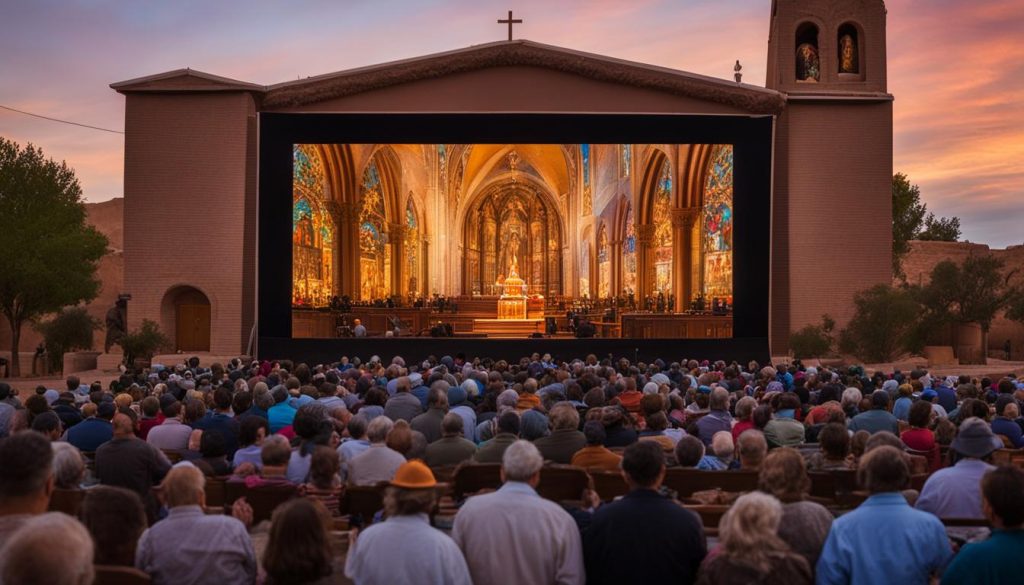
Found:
[915,417,1001,519]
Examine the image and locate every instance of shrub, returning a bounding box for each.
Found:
[120,319,170,367]
[789,314,835,359]
[33,307,101,373]
[838,285,922,363]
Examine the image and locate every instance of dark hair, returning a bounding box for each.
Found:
[309,446,340,490]
[497,411,521,435]
[210,387,230,410]
[982,466,1024,527]
[645,411,668,432]
[81,486,147,566]
[752,405,773,429]
[347,416,368,440]
[818,423,850,459]
[232,391,253,414]
[674,434,705,467]
[140,396,160,417]
[858,445,909,494]
[30,411,62,435]
[263,499,333,584]
[161,399,181,418]
[622,441,665,487]
[183,399,206,424]
[0,432,53,498]
[908,399,932,428]
[364,387,387,407]
[200,430,227,458]
[239,416,269,447]
[583,420,606,445]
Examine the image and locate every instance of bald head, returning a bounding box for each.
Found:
[112,413,135,437]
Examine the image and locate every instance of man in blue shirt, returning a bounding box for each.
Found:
[941,466,1024,584]
[990,396,1023,448]
[266,386,296,434]
[66,401,116,452]
[817,445,951,584]
[917,417,1001,519]
[191,387,241,457]
[848,391,900,435]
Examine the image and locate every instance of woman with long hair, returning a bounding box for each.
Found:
[262,499,335,585]
[696,492,812,585]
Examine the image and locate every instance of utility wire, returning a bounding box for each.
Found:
[0,104,124,135]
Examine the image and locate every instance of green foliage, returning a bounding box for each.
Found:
[891,173,961,278]
[838,285,922,363]
[0,137,108,376]
[120,320,171,367]
[789,314,835,359]
[33,307,101,372]
[918,255,1016,333]
[918,213,961,242]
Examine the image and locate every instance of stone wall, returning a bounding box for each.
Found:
[901,240,1024,359]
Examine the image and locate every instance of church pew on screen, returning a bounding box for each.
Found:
[48,488,85,518]
[93,565,152,585]
[662,470,759,498]
[588,470,629,502]
[537,465,591,505]
[452,463,503,501]
[246,484,298,524]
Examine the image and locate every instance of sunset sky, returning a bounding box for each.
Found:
[1,0,1021,247]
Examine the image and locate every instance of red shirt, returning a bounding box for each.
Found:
[732,419,755,441]
[136,412,165,440]
[901,428,941,470]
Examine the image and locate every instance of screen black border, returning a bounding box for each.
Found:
[258,113,772,362]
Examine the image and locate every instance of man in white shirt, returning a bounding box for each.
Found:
[452,440,584,585]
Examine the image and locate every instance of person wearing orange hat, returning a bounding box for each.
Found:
[344,460,471,585]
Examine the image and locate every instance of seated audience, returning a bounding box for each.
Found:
[346,461,472,584]
[816,446,951,583]
[737,429,768,471]
[262,499,338,585]
[901,399,941,469]
[51,441,86,489]
[916,417,1000,519]
[674,434,706,468]
[584,441,706,584]
[193,430,232,476]
[571,420,623,471]
[696,492,812,585]
[136,465,256,585]
[453,440,583,585]
[807,423,851,471]
[941,466,1024,585]
[302,446,343,516]
[337,415,370,482]
[80,485,147,567]
[698,430,735,470]
[759,447,833,569]
[991,395,1024,448]
[0,431,53,545]
[425,412,477,467]
[695,388,733,446]
[382,376,423,422]
[0,512,94,585]
[764,393,805,448]
[731,396,757,440]
[534,402,587,463]
[848,391,900,435]
[66,400,114,452]
[146,399,191,452]
[473,411,521,463]
[410,386,448,443]
[95,413,171,522]
[233,415,269,470]
[347,416,405,486]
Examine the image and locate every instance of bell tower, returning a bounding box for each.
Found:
[765,0,893,351]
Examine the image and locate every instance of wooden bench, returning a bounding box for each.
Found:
[537,465,591,504]
[589,470,629,502]
[452,463,503,501]
[662,469,759,498]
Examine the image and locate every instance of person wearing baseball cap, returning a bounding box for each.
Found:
[916,417,1001,519]
[344,460,471,585]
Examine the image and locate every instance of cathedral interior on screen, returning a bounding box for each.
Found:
[291,143,735,340]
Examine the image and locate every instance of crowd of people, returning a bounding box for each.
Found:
[0,353,1023,584]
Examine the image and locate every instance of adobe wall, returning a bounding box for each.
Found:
[122,92,256,355]
[902,240,1024,358]
[772,99,893,351]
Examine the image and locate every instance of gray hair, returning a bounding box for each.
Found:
[841,387,862,408]
[711,430,735,459]
[497,389,519,409]
[51,442,85,490]
[366,416,394,443]
[502,440,544,482]
[709,387,729,411]
[254,388,275,411]
[735,396,757,420]
[0,512,94,585]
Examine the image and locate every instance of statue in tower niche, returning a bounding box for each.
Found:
[839,33,858,74]
[104,297,128,353]
[796,43,820,82]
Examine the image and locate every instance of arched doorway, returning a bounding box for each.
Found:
[161,286,211,352]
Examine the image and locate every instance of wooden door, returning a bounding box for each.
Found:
[176,303,211,351]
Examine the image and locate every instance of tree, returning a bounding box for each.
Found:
[33,307,101,373]
[918,213,961,242]
[838,285,922,363]
[0,138,107,377]
[789,314,835,359]
[917,254,1018,364]
[120,320,170,368]
[891,173,961,278]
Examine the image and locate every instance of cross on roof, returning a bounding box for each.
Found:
[497,10,522,42]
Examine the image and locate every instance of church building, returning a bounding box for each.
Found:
[111,0,892,357]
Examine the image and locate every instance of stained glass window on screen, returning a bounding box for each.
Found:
[406,199,420,296]
[702,145,733,301]
[598,224,610,298]
[581,144,592,215]
[621,144,631,178]
[291,145,333,307]
[623,202,636,295]
[653,159,673,294]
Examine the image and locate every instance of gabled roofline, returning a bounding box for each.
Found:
[110,68,266,93]
[261,40,785,114]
